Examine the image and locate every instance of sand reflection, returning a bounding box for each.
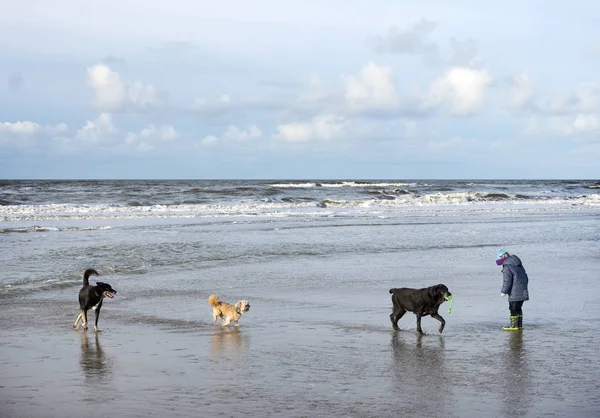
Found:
[79,332,112,382]
[390,332,448,416]
[500,331,531,417]
[211,327,248,357]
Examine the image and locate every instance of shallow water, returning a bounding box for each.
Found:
[1,181,600,417]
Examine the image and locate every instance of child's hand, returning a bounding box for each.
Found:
[500,293,506,297]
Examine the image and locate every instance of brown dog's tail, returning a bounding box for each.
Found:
[208,295,220,307]
[83,268,99,286]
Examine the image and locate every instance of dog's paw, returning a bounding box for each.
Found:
[94,326,101,332]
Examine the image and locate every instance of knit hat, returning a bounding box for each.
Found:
[496,249,508,266]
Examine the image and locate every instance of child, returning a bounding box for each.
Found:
[496,250,530,330]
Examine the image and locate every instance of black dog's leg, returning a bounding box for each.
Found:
[94,305,102,332]
[431,312,446,334]
[73,311,83,329]
[82,310,89,330]
[390,308,406,330]
[416,314,424,334]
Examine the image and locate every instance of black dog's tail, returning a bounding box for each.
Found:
[83,268,99,286]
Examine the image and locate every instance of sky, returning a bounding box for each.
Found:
[1,0,600,179]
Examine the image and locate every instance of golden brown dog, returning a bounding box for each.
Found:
[208,295,250,327]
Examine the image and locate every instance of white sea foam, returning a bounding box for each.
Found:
[0,193,598,223]
[270,181,413,188]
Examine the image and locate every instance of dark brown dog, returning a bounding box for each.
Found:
[389,284,452,334]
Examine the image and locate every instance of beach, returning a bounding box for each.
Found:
[2,180,600,417]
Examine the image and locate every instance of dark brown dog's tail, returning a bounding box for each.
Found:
[82,268,99,286]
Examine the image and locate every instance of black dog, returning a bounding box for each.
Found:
[73,269,117,332]
[389,284,452,334]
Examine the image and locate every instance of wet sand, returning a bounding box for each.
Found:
[2,289,600,418]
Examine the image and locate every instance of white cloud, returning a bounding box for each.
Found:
[274,114,346,142]
[195,125,262,148]
[138,124,180,141]
[87,64,161,111]
[297,74,337,107]
[0,121,68,135]
[570,114,600,134]
[370,19,438,57]
[449,38,479,67]
[74,113,117,143]
[343,62,399,111]
[548,83,599,114]
[223,125,262,141]
[127,81,161,109]
[87,65,125,111]
[125,124,181,151]
[199,135,218,147]
[509,72,533,109]
[423,67,493,115]
[0,121,42,135]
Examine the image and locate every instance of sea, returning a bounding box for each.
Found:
[1,179,600,417]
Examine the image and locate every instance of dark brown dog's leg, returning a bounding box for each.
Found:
[431,313,446,333]
[416,314,424,334]
[390,308,406,330]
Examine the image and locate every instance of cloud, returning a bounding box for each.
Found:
[370,19,438,59]
[449,38,479,67]
[524,113,600,139]
[0,121,69,149]
[73,113,118,144]
[0,121,68,135]
[139,125,180,141]
[0,121,42,135]
[125,124,181,151]
[508,72,534,109]
[223,125,262,141]
[55,113,181,151]
[343,62,399,112]
[571,114,600,133]
[197,125,263,148]
[423,67,493,115]
[274,114,346,142]
[87,64,162,112]
[547,83,598,115]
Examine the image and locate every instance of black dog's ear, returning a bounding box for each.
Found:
[95,282,105,286]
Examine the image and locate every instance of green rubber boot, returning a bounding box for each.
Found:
[503,315,520,331]
[517,315,523,329]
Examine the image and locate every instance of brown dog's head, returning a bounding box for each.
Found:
[235,300,250,314]
[428,284,451,302]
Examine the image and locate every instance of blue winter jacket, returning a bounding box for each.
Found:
[500,255,530,302]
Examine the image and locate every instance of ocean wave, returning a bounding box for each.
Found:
[270,181,413,188]
[0,225,112,234]
[1,193,599,222]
